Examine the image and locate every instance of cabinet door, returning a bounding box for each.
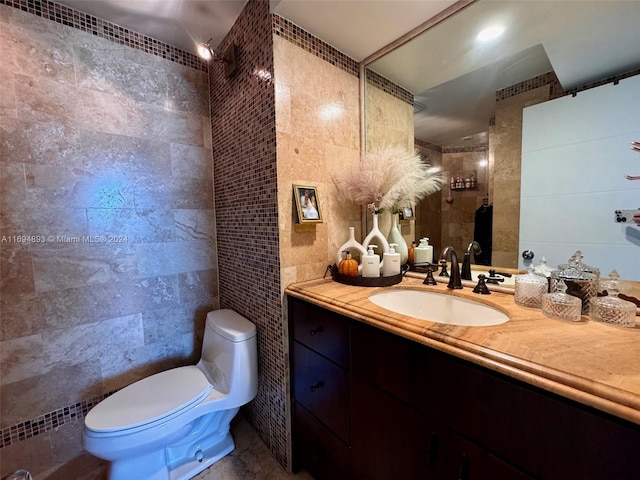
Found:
[293,401,350,480]
[351,320,444,416]
[444,431,531,480]
[434,351,640,479]
[292,341,350,442]
[350,375,447,479]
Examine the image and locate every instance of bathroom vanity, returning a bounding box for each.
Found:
[286,278,640,479]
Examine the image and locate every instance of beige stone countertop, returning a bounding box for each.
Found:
[285,276,640,425]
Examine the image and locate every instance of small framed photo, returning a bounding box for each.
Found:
[294,185,323,223]
[399,205,414,220]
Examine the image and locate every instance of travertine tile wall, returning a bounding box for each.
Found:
[274,35,361,285]
[364,71,416,244]
[491,86,550,268]
[439,147,489,258]
[414,140,443,254]
[0,2,216,477]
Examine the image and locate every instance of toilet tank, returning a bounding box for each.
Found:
[197,309,258,405]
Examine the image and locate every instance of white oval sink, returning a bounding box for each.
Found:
[368,290,509,327]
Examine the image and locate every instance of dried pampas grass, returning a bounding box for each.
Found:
[332,144,443,213]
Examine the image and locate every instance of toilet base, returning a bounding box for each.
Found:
[105,408,239,480]
[168,432,234,480]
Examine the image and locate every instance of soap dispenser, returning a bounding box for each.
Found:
[362,245,381,278]
[414,238,433,265]
[382,243,401,277]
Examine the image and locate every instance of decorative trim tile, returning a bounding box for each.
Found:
[443,145,488,154]
[497,69,640,101]
[0,0,207,71]
[272,14,359,78]
[1,392,113,448]
[366,68,414,105]
[415,138,442,153]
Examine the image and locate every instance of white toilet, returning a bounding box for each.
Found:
[83,309,258,480]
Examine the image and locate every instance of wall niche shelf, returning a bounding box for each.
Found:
[449,169,478,191]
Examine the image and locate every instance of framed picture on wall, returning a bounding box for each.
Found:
[294,185,323,223]
[399,205,414,220]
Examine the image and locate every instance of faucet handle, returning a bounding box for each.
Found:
[473,274,491,294]
[439,260,449,277]
[422,264,438,285]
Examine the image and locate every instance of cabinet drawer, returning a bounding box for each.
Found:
[293,401,350,480]
[292,341,350,441]
[290,297,349,367]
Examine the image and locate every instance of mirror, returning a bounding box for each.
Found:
[363,0,640,280]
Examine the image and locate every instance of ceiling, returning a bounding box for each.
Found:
[52,0,456,62]
[368,0,640,147]
[51,0,640,148]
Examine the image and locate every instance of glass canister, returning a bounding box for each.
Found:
[515,267,548,308]
[532,256,557,290]
[590,271,637,328]
[550,255,598,314]
[557,250,600,280]
[542,280,582,322]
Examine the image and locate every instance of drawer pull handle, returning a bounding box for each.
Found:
[310,381,325,392]
[309,326,324,336]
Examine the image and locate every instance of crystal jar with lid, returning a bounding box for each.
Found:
[514,266,548,308]
[557,250,600,279]
[589,270,637,328]
[542,280,582,322]
[533,256,556,279]
[550,254,598,314]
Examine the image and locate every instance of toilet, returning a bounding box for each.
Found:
[82,309,258,480]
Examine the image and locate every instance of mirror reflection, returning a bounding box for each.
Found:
[364,0,640,280]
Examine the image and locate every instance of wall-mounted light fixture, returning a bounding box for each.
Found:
[197,39,238,78]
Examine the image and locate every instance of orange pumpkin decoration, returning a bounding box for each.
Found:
[339,251,358,277]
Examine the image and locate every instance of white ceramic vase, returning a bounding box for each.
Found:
[387,213,408,264]
[336,226,368,267]
[362,213,390,255]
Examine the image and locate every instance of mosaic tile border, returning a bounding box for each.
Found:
[497,69,640,102]
[1,392,113,448]
[0,0,208,72]
[443,145,488,154]
[415,138,442,153]
[272,14,359,78]
[366,68,414,106]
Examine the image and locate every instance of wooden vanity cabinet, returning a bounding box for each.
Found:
[290,298,351,479]
[288,297,640,479]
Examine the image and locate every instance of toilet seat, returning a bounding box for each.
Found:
[85,366,213,434]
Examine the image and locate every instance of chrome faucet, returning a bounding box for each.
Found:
[440,246,462,289]
[461,241,482,281]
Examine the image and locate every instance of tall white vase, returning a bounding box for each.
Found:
[362,213,390,255]
[336,226,367,266]
[387,213,408,264]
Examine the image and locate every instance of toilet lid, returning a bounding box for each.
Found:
[85,366,212,432]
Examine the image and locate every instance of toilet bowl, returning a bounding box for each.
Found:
[82,309,258,480]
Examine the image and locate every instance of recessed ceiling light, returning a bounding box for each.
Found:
[477,25,505,43]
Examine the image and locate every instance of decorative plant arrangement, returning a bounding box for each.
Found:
[328,145,444,286]
[332,144,444,214]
